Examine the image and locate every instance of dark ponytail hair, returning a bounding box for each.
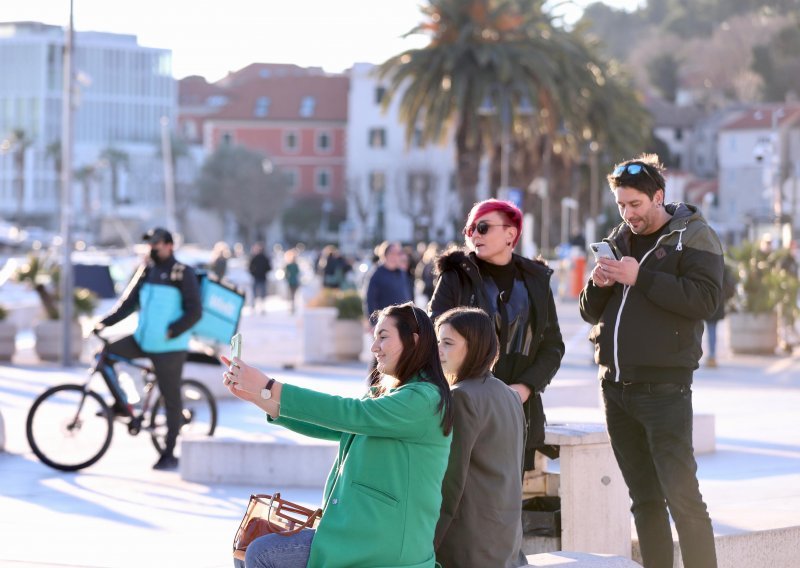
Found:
[369,302,454,435]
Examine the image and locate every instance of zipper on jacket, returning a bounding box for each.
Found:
[611,226,686,381]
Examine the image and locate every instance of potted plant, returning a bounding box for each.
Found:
[304,288,365,361]
[331,290,366,360]
[0,305,16,362]
[726,241,800,354]
[14,253,98,362]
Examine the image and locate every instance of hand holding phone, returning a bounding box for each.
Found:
[589,242,618,262]
[230,333,242,361]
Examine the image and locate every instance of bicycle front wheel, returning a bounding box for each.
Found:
[150,379,217,454]
[26,384,114,471]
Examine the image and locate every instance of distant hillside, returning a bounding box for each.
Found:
[577,0,800,105]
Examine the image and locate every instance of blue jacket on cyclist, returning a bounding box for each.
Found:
[100,238,202,353]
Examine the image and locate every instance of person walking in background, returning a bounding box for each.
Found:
[283,248,301,315]
[209,241,230,280]
[579,154,721,568]
[364,241,413,331]
[434,307,526,568]
[222,302,453,568]
[416,242,440,305]
[94,227,202,470]
[704,262,736,368]
[429,198,564,472]
[248,242,271,315]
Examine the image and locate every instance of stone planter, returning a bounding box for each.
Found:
[34,320,83,362]
[727,311,778,355]
[0,321,17,361]
[332,319,364,361]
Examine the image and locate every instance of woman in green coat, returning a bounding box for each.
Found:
[223,302,454,568]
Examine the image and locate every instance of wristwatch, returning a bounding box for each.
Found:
[260,378,276,400]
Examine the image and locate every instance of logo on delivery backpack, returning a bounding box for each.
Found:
[208,292,237,317]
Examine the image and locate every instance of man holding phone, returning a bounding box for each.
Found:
[578,155,722,568]
[95,228,202,470]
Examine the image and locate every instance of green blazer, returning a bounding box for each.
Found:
[271,377,451,568]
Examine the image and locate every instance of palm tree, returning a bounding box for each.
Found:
[7,129,32,221]
[74,164,99,229]
[379,0,651,227]
[99,147,129,206]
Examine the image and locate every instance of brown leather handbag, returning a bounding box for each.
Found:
[232,493,322,561]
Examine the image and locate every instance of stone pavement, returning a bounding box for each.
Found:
[0,298,799,567]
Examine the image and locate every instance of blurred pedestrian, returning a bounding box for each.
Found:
[248,242,272,315]
[284,248,301,315]
[416,242,440,305]
[209,241,230,280]
[364,241,413,331]
[704,263,735,368]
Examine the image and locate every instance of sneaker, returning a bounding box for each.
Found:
[96,402,129,418]
[152,454,179,471]
[706,357,717,368]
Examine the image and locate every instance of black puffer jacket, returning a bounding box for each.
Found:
[579,203,723,384]
[429,249,565,457]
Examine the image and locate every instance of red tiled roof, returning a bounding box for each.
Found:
[721,105,800,130]
[178,76,227,106]
[210,75,349,122]
[217,63,327,88]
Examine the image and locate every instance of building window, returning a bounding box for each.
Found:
[285,168,299,190]
[316,168,332,193]
[369,171,386,192]
[413,128,424,148]
[675,128,683,141]
[316,131,331,152]
[254,96,270,117]
[375,86,386,105]
[284,130,299,152]
[300,96,316,117]
[368,128,386,148]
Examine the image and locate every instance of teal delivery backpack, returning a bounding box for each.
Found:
[191,271,246,347]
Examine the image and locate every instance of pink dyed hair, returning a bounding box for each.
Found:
[465,199,523,247]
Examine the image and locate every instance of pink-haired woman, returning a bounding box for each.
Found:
[429,198,564,471]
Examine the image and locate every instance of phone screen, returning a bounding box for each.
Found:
[230,333,242,360]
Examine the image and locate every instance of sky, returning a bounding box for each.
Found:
[1,0,642,82]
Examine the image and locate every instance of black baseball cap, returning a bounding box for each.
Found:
[142,227,174,244]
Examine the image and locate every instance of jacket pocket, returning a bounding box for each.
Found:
[351,481,399,508]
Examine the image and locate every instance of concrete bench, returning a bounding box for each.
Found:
[524,552,641,567]
[524,424,631,559]
[527,552,641,568]
[180,436,337,486]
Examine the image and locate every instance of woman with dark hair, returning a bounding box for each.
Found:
[223,302,453,568]
[434,307,527,568]
[429,198,564,471]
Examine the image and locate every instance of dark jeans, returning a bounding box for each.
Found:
[108,336,187,456]
[602,380,717,568]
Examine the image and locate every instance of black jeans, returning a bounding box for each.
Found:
[108,336,187,456]
[602,380,717,568]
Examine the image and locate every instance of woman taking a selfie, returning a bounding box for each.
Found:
[434,306,527,568]
[223,302,453,568]
[429,198,564,471]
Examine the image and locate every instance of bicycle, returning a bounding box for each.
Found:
[26,333,218,471]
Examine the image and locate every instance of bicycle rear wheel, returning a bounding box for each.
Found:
[150,379,217,454]
[26,384,114,471]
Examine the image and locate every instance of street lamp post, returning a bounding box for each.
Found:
[59,0,75,366]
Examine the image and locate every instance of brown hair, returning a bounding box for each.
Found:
[606,153,666,199]
[369,302,454,435]
[435,307,498,384]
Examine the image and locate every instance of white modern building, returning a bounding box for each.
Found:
[0,21,176,237]
[716,104,800,242]
[345,62,486,248]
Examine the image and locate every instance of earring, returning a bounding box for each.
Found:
[506,241,512,247]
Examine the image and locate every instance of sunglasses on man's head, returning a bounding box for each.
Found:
[612,163,657,183]
[462,220,512,237]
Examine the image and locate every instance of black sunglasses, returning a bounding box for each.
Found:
[463,220,512,237]
[612,163,657,184]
